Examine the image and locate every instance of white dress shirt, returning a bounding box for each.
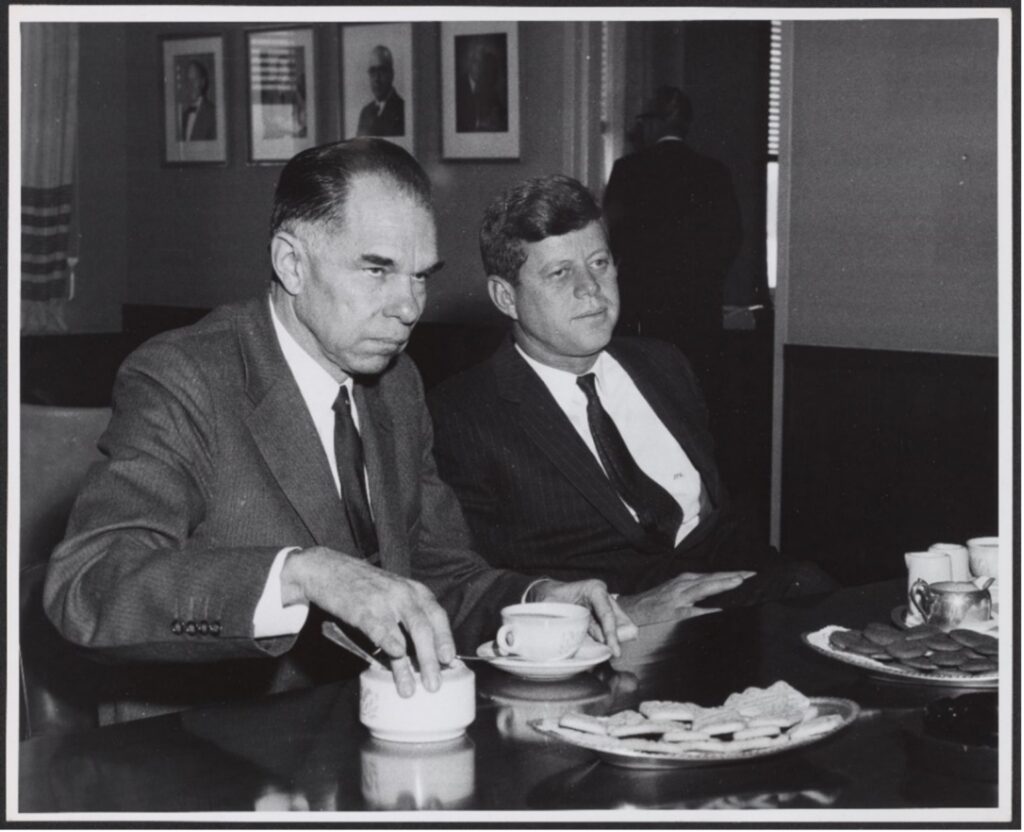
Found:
[517,346,703,546]
[252,298,364,637]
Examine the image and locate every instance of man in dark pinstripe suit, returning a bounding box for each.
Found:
[429,175,779,626]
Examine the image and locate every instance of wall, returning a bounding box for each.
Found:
[110,21,579,325]
[783,19,998,355]
[773,19,1001,579]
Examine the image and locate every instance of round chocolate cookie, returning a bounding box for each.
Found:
[886,639,930,660]
[960,658,998,674]
[863,623,902,646]
[930,648,980,668]
[924,633,961,652]
[900,656,939,672]
[903,623,942,641]
[949,629,999,656]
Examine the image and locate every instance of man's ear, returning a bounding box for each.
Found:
[487,275,518,321]
[270,231,304,296]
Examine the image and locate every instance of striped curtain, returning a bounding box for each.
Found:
[21,23,79,333]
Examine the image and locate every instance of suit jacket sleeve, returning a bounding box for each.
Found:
[43,338,296,664]
[404,368,531,651]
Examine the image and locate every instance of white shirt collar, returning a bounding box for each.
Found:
[269,295,352,413]
[515,343,610,398]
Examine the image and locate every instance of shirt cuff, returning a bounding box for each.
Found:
[521,577,556,604]
[253,547,310,638]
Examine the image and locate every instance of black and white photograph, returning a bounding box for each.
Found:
[441,21,520,158]
[161,34,227,164]
[341,22,414,153]
[246,27,317,163]
[8,5,1016,827]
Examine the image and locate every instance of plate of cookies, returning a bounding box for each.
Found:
[803,624,998,688]
[531,681,858,769]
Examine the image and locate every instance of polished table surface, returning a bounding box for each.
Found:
[19,580,1000,814]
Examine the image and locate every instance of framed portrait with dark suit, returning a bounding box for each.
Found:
[161,35,227,165]
[441,21,520,159]
[341,23,414,155]
[245,27,318,164]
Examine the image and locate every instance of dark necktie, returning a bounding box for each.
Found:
[333,385,379,559]
[576,373,682,548]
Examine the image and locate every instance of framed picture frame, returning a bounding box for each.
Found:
[161,35,227,165]
[246,27,317,164]
[441,22,520,159]
[341,23,414,154]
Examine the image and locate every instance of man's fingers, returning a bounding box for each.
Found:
[419,589,457,667]
[403,606,443,693]
[389,655,417,698]
[587,588,622,657]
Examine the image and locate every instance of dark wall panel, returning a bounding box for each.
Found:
[781,345,998,585]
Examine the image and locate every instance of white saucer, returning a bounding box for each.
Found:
[476,638,612,681]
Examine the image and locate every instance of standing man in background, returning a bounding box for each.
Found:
[603,86,742,431]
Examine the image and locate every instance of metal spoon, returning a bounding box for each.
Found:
[978,577,995,591]
[321,621,389,672]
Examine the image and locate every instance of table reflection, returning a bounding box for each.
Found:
[360,736,475,810]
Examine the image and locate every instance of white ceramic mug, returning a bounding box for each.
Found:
[929,542,971,582]
[966,537,999,581]
[495,602,589,662]
[905,550,952,589]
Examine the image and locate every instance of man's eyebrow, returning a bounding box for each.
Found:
[359,253,396,268]
[418,260,445,278]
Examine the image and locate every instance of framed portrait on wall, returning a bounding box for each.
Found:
[246,27,317,163]
[161,35,228,165]
[441,21,520,159]
[341,23,414,154]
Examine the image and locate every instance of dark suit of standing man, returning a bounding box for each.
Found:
[356,45,405,137]
[603,87,741,427]
[430,175,835,625]
[44,141,630,723]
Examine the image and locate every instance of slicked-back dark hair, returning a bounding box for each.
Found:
[480,174,602,285]
[269,137,432,241]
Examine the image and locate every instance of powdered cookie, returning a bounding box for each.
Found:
[559,713,608,735]
[789,714,844,741]
[661,729,712,743]
[609,720,687,738]
[734,724,782,740]
[699,719,747,737]
[639,701,698,722]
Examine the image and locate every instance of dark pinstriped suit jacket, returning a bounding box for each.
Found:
[44,298,530,722]
[429,336,759,595]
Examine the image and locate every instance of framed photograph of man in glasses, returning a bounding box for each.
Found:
[341,22,414,155]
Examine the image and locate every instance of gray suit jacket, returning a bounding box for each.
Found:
[44,297,530,720]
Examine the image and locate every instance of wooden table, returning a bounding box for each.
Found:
[18,580,1000,814]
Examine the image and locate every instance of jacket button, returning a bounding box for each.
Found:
[198,621,209,635]
[184,621,197,636]
[171,619,183,635]
[210,621,222,636]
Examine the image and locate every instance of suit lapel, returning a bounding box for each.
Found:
[494,340,653,549]
[238,298,355,552]
[609,341,719,510]
[354,381,409,576]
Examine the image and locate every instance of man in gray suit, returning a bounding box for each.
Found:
[44,140,630,722]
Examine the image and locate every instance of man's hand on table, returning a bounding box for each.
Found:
[618,571,756,626]
[529,579,639,655]
[280,546,454,699]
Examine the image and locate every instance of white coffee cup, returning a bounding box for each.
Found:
[495,602,589,662]
[929,543,971,582]
[904,551,952,592]
[966,537,999,581]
